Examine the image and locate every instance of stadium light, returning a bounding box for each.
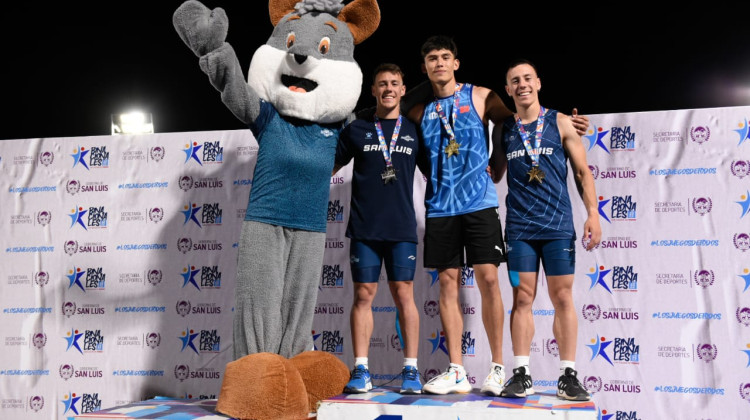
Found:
[111,111,154,135]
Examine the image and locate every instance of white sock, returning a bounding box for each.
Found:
[404,358,418,368]
[560,360,575,375]
[515,355,530,376]
[449,363,466,375]
[354,357,369,369]
[490,362,505,373]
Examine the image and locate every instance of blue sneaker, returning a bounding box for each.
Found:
[400,366,422,394]
[343,365,372,393]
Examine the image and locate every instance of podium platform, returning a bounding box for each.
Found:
[73,397,232,419]
[317,387,597,420]
[73,389,597,420]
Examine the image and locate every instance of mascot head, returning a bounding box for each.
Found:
[248,0,380,123]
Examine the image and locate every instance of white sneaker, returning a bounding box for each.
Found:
[480,365,505,396]
[423,365,472,395]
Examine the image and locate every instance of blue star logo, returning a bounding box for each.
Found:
[738,270,750,292]
[734,119,750,146]
[67,267,86,292]
[427,269,439,287]
[597,196,611,223]
[742,348,750,367]
[181,266,201,290]
[312,331,321,350]
[68,207,88,230]
[736,191,750,218]
[64,328,83,354]
[584,126,610,154]
[181,202,202,227]
[587,265,612,293]
[179,327,200,355]
[71,147,89,169]
[427,329,448,355]
[61,392,81,415]
[587,335,613,365]
[183,142,203,165]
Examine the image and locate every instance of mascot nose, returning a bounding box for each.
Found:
[293,54,307,65]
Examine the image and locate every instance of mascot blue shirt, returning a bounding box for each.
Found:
[247,100,340,232]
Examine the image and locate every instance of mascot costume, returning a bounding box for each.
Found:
[173,1,379,418]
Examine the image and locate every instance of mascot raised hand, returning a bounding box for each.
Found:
[173,0,380,361]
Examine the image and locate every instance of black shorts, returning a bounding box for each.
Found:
[423,207,507,269]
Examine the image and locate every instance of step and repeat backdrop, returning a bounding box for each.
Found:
[1,105,749,419]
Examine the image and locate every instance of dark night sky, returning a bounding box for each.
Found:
[1,1,748,141]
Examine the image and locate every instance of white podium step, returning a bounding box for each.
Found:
[317,387,597,420]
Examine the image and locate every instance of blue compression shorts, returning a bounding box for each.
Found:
[506,238,576,287]
[349,240,417,283]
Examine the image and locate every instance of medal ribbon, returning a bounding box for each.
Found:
[374,115,402,168]
[434,83,462,143]
[515,106,546,168]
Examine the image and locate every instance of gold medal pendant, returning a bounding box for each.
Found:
[527,166,545,184]
[444,140,460,158]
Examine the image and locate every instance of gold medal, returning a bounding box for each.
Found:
[516,107,548,185]
[444,139,460,158]
[527,166,545,184]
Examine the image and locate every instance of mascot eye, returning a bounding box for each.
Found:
[286,33,295,49]
[318,37,331,55]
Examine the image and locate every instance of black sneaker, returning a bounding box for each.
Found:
[500,367,534,398]
[557,367,591,401]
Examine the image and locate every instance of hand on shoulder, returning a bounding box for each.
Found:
[567,108,590,136]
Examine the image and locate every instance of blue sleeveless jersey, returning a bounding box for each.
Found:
[501,109,575,240]
[420,84,498,217]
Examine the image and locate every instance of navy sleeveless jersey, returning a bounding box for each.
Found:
[501,109,575,240]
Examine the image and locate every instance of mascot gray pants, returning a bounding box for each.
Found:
[234,220,325,359]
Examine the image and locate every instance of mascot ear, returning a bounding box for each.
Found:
[269,0,299,26]
[338,0,381,44]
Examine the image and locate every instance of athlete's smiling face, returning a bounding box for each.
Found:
[505,63,541,107]
[372,71,405,115]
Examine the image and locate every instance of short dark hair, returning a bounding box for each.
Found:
[372,63,404,84]
[420,35,457,59]
[505,58,539,83]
